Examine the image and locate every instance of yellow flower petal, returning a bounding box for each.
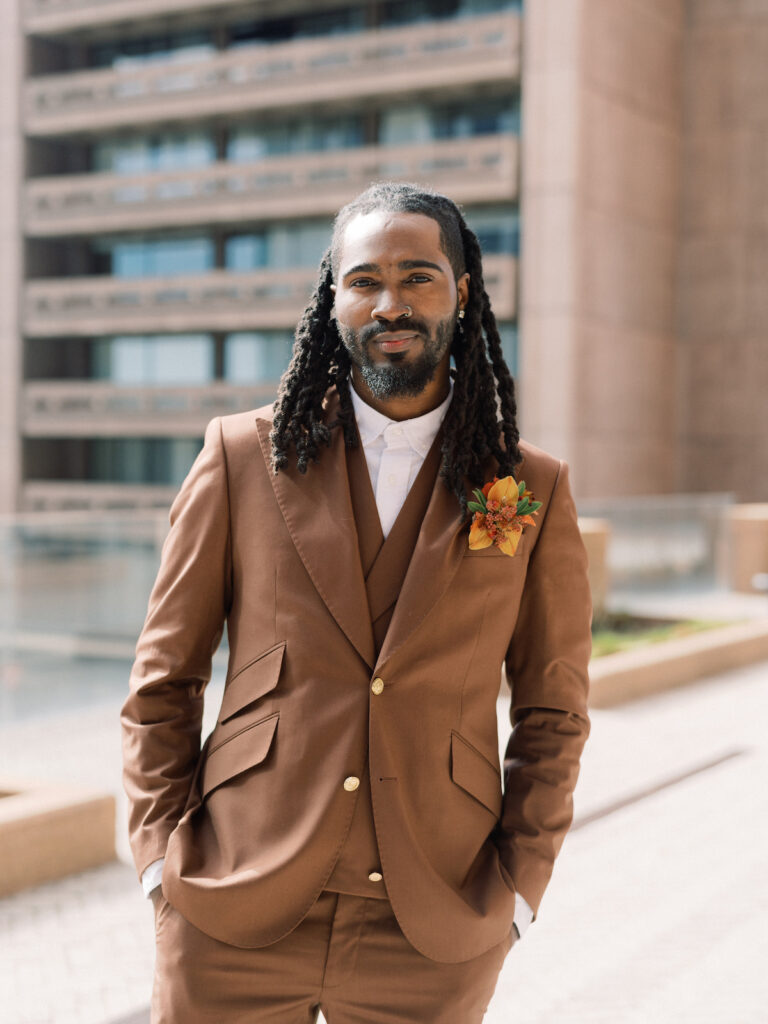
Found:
[469,521,493,549]
[496,524,522,557]
[487,475,519,505]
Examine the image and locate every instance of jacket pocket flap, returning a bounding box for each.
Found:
[202,712,279,799]
[219,642,285,723]
[450,731,502,818]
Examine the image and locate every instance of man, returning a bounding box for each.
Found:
[121,182,592,1023]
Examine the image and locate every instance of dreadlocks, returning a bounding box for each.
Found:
[270,182,521,513]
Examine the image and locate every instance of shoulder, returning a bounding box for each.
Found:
[206,402,276,447]
[516,439,563,492]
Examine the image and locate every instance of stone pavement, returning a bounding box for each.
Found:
[1,657,767,1023]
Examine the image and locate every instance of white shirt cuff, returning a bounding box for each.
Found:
[513,892,534,938]
[141,858,165,898]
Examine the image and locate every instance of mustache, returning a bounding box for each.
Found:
[358,318,427,344]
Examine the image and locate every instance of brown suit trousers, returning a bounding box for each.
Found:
[152,890,514,1023]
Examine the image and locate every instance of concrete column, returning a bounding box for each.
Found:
[520,0,684,499]
[0,3,22,513]
[519,0,585,469]
[677,0,768,501]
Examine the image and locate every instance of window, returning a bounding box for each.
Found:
[92,335,214,385]
[93,131,215,176]
[497,322,518,376]
[225,221,331,272]
[381,0,520,28]
[24,438,203,486]
[229,7,366,48]
[466,207,520,256]
[380,96,519,145]
[89,30,214,70]
[90,438,203,485]
[224,332,294,383]
[227,115,363,163]
[95,236,215,278]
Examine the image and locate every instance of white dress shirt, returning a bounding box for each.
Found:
[142,383,534,938]
[350,382,453,538]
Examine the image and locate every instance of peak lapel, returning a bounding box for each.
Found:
[376,449,500,670]
[256,401,376,670]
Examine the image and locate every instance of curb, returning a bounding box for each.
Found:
[588,618,768,708]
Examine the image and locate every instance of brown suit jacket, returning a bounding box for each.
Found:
[121,389,591,963]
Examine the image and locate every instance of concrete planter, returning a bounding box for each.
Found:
[722,504,768,594]
[589,618,768,708]
[578,517,611,617]
[0,779,115,897]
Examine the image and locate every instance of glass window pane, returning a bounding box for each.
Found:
[497,322,518,377]
[106,237,214,278]
[466,206,520,255]
[96,334,213,384]
[380,107,433,145]
[224,331,293,383]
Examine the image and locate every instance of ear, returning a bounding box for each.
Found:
[457,272,469,312]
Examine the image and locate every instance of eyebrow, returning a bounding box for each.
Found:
[342,259,446,279]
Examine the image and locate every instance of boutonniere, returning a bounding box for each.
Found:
[468,477,542,557]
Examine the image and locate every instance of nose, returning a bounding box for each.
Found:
[371,289,411,322]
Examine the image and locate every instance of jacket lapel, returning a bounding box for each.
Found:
[256,397,376,670]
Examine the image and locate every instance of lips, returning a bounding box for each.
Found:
[376,332,418,353]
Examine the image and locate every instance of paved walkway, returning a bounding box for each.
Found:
[1,657,767,1023]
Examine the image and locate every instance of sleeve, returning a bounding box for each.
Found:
[120,417,232,880]
[496,459,592,916]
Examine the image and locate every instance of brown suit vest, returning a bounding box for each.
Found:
[325,426,444,898]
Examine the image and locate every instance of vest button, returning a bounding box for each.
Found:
[343,776,360,792]
[368,871,383,883]
[371,677,384,695]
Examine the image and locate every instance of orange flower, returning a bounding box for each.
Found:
[467,476,542,558]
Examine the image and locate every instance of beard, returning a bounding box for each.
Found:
[338,313,456,399]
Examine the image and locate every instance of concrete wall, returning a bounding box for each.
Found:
[677,0,768,500]
[0,4,22,514]
[520,0,684,498]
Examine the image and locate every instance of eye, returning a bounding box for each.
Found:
[349,278,376,288]
[406,274,433,284]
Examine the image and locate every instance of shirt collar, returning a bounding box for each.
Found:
[350,380,453,459]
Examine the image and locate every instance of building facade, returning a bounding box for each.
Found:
[1,0,766,513]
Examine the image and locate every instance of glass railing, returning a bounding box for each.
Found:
[0,514,232,723]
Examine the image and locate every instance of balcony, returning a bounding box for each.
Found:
[25,135,520,237]
[22,381,278,437]
[24,256,517,337]
[24,12,521,136]
[21,480,179,511]
[24,0,244,34]
[24,267,318,336]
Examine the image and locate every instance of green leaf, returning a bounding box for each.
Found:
[518,480,525,496]
[471,488,487,509]
[528,501,542,512]
[467,501,484,514]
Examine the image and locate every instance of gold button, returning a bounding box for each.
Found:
[368,871,383,883]
[343,776,360,792]
[371,677,384,695]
